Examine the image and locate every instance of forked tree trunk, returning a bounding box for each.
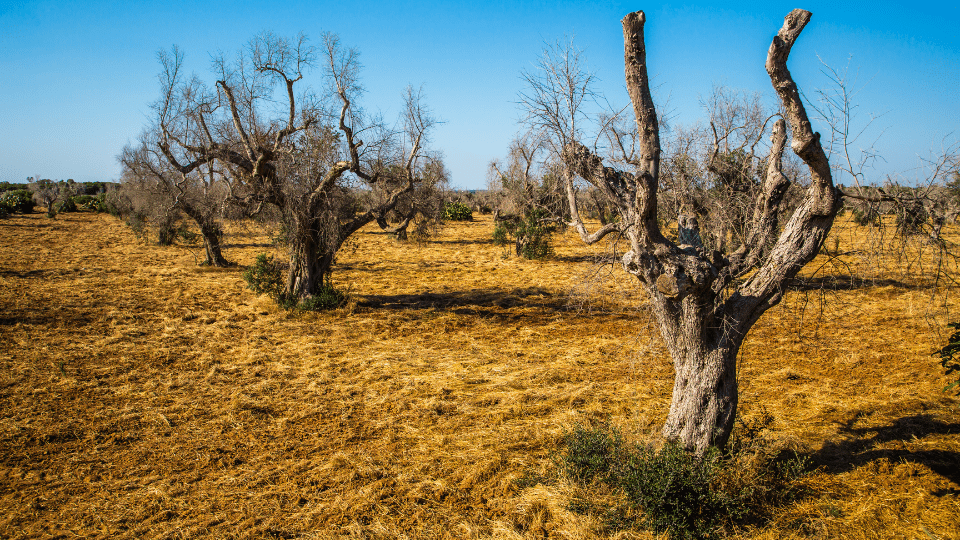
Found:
[561,9,836,455]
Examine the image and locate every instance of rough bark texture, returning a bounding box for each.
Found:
[562,9,837,454]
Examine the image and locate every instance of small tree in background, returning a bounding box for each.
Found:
[489,133,568,259]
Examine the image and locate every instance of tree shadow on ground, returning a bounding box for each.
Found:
[552,254,611,264]
[808,413,960,490]
[356,286,629,322]
[224,242,276,249]
[426,238,495,246]
[787,275,919,291]
[358,286,566,312]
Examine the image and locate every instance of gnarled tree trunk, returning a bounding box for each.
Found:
[181,202,230,267]
[559,9,837,455]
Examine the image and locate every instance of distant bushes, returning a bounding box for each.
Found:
[0,190,36,214]
[443,201,473,221]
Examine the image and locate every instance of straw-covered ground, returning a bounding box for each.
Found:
[1,210,958,539]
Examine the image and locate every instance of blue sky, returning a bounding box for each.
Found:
[1,1,957,189]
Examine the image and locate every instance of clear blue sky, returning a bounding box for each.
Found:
[1,1,957,189]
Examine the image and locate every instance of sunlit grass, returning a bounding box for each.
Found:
[0,211,957,539]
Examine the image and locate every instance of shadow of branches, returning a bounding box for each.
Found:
[809,413,960,489]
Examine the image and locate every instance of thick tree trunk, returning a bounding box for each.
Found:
[181,204,230,267]
[661,340,739,454]
[199,222,229,267]
[285,227,334,302]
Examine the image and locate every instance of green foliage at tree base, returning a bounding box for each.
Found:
[242,253,347,311]
[242,254,287,302]
[934,322,960,397]
[558,420,810,539]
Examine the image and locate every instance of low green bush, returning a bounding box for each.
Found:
[242,254,287,302]
[558,420,810,539]
[56,197,78,213]
[0,190,35,214]
[934,322,960,398]
[443,201,473,221]
[493,208,558,259]
[242,253,347,311]
[297,280,348,311]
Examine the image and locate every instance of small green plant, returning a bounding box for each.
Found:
[125,212,148,240]
[443,201,473,221]
[56,197,78,213]
[494,208,559,259]
[560,422,621,482]
[851,206,880,227]
[558,419,810,539]
[492,223,510,246]
[242,254,287,302]
[933,322,960,397]
[297,279,348,311]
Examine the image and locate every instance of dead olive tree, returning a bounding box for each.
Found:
[153,33,438,302]
[488,133,570,258]
[529,10,837,454]
[118,138,231,266]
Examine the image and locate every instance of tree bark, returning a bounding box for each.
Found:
[285,223,334,301]
[199,222,229,267]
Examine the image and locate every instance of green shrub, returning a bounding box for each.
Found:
[933,322,960,397]
[443,201,473,221]
[851,207,879,227]
[242,254,346,311]
[72,194,108,212]
[126,212,148,240]
[492,223,510,246]
[617,443,732,539]
[56,197,78,213]
[297,279,348,311]
[559,420,810,539]
[561,422,621,482]
[242,254,287,302]
[0,190,35,214]
[492,209,558,259]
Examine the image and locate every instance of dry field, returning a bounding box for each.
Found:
[1,210,958,539]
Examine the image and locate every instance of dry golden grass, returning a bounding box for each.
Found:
[0,211,958,539]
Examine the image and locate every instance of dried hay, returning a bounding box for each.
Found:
[0,211,957,539]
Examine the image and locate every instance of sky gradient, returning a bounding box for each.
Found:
[1,1,958,189]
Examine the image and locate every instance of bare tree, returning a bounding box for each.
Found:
[148,33,438,303]
[119,138,231,266]
[488,133,570,258]
[527,10,837,454]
